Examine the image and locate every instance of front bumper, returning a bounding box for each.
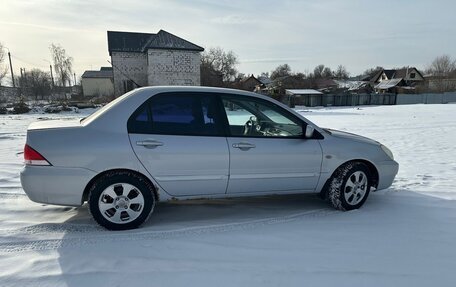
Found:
[20,165,96,206]
[376,160,399,190]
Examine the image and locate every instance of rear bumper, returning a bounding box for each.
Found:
[20,165,96,206]
[376,160,399,190]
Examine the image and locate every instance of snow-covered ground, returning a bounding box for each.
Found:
[0,104,455,286]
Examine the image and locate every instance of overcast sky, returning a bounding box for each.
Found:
[1,0,455,84]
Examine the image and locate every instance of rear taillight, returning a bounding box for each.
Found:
[24,144,51,166]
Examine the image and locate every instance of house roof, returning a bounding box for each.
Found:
[375,78,404,89]
[383,69,396,79]
[371,69,395,82]
[243,75,262,84]
[314,79,338,89]
[393,67,424,79]
[334,80,369,91]
[107,30,204,55]
[371,67,424,82]
[257,76,273,85]
[370,70,384,82]
[82,67,113,79]
[286,89,323,95]
[359,74,373,81]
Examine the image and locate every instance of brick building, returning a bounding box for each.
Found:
[107,30,204,97]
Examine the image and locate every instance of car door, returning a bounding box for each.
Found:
[128,92,229,197]
[221,95,323,194]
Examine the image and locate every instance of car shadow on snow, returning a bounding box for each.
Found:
[51,189,456,286]
[62,193,332,233]
[6,192,332,237]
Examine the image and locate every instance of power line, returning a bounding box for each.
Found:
[11,55,46,68]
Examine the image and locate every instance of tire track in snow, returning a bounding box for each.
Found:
[0,192,27,198]
[0,208,336,253]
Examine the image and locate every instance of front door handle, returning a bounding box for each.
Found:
[136,140,164,148]
[232,142,256,150]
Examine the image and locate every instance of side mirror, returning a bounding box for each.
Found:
[304,125,315,139]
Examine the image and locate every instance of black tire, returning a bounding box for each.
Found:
[88,171,155,230]
[327,162,371,211]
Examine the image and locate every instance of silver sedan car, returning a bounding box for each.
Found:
[21,86,398,230]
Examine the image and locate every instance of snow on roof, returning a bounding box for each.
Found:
[375,78,404,89]
[257,76,272,85]
[334,80,368,91]
[285,89,323,95]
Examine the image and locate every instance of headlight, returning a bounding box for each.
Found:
[381,145,394,160]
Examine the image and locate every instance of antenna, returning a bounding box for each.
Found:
[107,60,142,88]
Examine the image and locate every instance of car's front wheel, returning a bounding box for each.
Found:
[327,162,371,211]
[88,171,155,230]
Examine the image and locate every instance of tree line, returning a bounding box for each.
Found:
[2,42,456,100]
[201,47,456,92]
[0,42,74,100]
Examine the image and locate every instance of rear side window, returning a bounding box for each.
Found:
[128,93,223,136]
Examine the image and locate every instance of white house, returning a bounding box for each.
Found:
[81,67,114,97]
[107,30,204,97]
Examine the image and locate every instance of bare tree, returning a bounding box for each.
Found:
[200,62,224,87]
[28,69,52,100]
[313,65,333,79]
[426,55,456,92]
[270,64,292,80]
[49,43,73,87]
[313,64,325,78]
[0,42,8,85]
[201,47,238,84]
[322,67,333,78]
[334,65,350,80]
[363,66,383,78]
[426,55,456,77]
[17,69,52,100]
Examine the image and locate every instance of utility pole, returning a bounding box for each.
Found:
[73,72,76,86]
[43,60,54,87]
[49,65,54,87]
[7,51,15,87]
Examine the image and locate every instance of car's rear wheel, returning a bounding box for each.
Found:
[88,171,155,230]
[327,162,371,211]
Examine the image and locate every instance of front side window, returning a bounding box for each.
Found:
[221,96,304,138]
[128,93,222,136]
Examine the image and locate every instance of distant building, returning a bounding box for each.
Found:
[238,75,273,92]
[424,75,456,93]
[374,78,407,93]
[313,79,337,90]
[285,89,323,107]
[81,67,114,97]
[370,67,425,85]
[362,67,424,93]
[107,30,204,97]
[240,75,262,91]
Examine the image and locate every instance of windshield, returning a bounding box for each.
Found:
[80,91,133,125]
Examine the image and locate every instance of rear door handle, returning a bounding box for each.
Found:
[136,140,164,148]
[232,142,256,150]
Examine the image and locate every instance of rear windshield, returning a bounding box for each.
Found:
[80,91,133,125]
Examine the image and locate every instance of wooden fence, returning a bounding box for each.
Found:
[286,92,456,107]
